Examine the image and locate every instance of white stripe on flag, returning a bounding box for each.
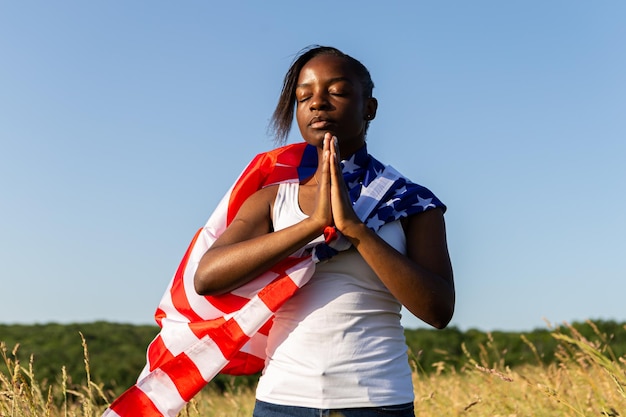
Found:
[186,336,229,381]
[285,258,315,287]
[231,270,279,298]
[234,295,274,336]
[139,369,186,417]
[159,321,201,356]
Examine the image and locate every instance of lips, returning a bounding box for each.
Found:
[309,116,334,129]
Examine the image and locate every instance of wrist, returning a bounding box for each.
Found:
[302,216,328,237]
[338,220,369,244]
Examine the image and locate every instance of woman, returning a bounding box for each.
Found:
[194,46,454,417]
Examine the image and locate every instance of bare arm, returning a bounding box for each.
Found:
[193,186,326,295]
[341,210,454,329]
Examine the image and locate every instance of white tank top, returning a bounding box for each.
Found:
[255,182,414,408]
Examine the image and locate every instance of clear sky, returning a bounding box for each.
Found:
[1,1,625,332]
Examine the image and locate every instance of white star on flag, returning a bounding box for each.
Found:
[341,155,360,173]
[394,211,408,220]
[414,196,435,210]
[348,180,361,189]
[393,185,407,196]
[366,214,386,230]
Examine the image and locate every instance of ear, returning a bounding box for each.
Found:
[363,97,378,121]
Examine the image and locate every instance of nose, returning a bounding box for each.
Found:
[309,91,330,111]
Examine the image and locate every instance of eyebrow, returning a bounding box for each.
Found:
[296,77,354,89]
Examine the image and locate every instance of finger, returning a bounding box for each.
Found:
[320,133,331,185]
[329,136,338,182]
[329,136,345,187]
[332,135,340,162]
[329,137,350,207]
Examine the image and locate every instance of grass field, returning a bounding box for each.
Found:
[1,322,624,416]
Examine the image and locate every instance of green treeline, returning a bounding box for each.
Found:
[1,320,624,397]
[0,322,158,394]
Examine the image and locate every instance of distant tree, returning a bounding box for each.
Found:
[2,320,624,397]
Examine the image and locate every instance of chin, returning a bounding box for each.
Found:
[301,130,331,145]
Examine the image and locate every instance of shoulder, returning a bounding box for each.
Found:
[402,207,446,231]
[246,184,281,208]
[231,184,281,222]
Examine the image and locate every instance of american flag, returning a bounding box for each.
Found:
[102,143,444,417]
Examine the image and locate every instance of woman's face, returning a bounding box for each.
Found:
[295,54,376,155]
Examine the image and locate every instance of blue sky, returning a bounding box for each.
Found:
[1,1,625,332]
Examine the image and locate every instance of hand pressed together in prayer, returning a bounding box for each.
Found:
[309,132,363,238]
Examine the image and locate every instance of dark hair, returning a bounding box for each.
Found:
[269,45,375,145]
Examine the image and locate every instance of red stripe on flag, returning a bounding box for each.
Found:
[108,385,162,417]
[256,257,307,312]
[154,307,166,327]
[159,353,205,402]
[221,351,265,375]
[146,335,175,372]
[206,318,249,359]
[228,153,267,224]
[258,276,299,312]
[276,142,309,166]
[258,318,273,336]
[205,292,250,314]
[188,317,226,339]
[169,229,204,323]
[227,143,309,224]
[264,143,309,185]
